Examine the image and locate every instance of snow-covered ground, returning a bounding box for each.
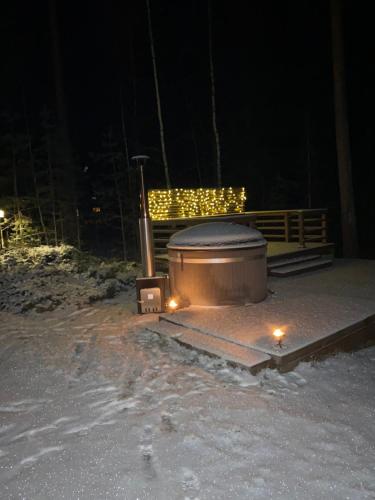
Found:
[1,294,375,499]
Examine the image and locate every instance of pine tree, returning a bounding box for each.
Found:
[146,0,171,188]
[208,0,222,187]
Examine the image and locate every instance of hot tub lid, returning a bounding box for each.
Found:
[167,222,266,250]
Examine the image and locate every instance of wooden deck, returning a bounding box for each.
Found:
[147,259,375,372]
[266,241,334,260]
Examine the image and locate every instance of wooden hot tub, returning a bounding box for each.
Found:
[167,222,267,306]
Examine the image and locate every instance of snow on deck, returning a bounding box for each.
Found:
[157,259,375,368]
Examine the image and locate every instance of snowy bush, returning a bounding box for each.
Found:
[0,245,140,314]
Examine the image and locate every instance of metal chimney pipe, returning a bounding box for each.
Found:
[131,155,155,278]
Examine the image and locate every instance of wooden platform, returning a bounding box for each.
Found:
[146,259,375,372]
[266,241,334,260]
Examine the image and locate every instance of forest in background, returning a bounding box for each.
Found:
[0,0,373,258]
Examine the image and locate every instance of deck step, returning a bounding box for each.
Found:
[269,258,333,277]
[146,320,271,373]
[268,254,321,270]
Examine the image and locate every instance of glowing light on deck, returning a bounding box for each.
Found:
[273,328,284,339]
[168,298,178,311]
[273,328,285,348]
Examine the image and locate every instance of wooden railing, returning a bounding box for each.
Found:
[151,208,328,255]
[251,209,328,247]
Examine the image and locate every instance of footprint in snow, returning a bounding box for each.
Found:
[74,342,85,356]
[181,467,200,493]
[160,412,177,433]
[252,476,266,488]
[139,425,157,479]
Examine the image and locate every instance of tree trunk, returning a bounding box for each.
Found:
[28,139,49,245]
[305,110,312,209]
[208,0,222,187]
[49,0,77,244]
[128,22,140,152]
[113,161,127,261]
[108,130,127,261]
[75,207,81,250]
[191,122,203,187]
[120,95,132,197]
[120,96,139,257]
[59,208,64,243]
[330,0,358,257]
[24,110,49,244]
[46,135,58,245]
[11,138,22,241]
[146,0,171,188]
[184,91,202,186]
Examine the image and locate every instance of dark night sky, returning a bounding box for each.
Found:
[0,0,373,250]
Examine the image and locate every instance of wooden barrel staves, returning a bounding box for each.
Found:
[167,222,267,306]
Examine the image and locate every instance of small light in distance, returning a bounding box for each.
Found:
[0,209,4,219]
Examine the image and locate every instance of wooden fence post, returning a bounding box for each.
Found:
[284,213,291,242]
[322,212,327,243]
[298,211,306,248]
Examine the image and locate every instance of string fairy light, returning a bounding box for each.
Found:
[148,187,246,220]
